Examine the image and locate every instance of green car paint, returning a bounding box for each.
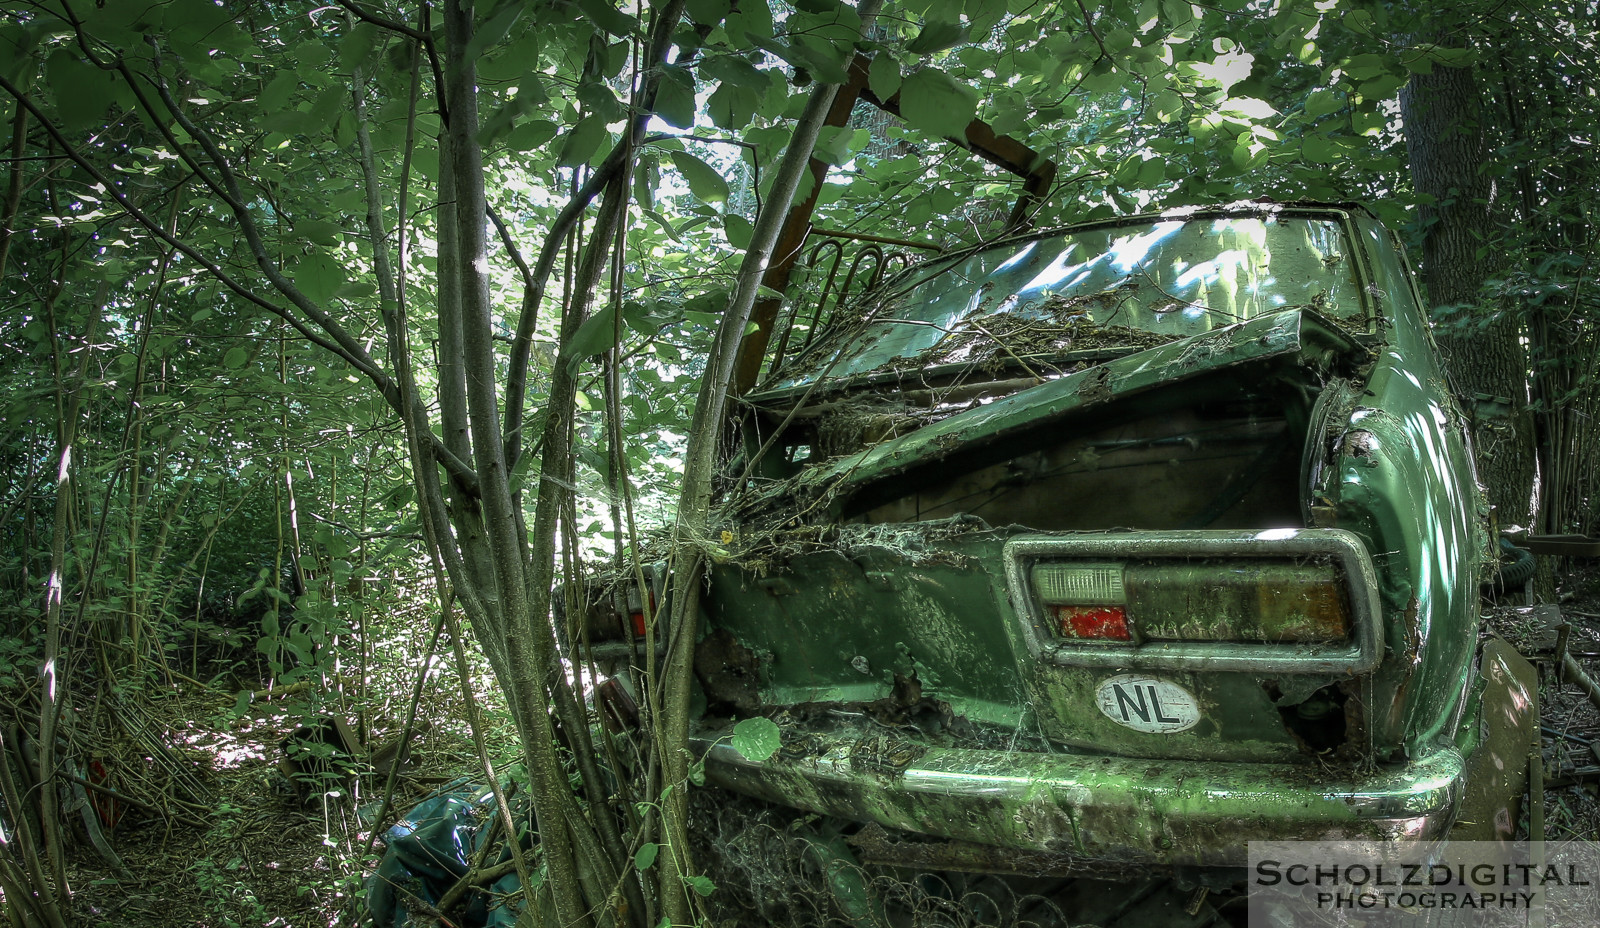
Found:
[688,204,1537,868]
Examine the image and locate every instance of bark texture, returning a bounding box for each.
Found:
[1401,51,1537,529]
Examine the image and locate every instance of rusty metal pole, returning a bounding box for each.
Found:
[728,54,1059,398]
[728,57,871,397]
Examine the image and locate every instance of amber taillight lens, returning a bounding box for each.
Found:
[1125,560,1349,642]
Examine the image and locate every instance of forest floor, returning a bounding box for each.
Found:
[47,563,1600,928]
[61,680,486,928]
[1493,561,1600,842]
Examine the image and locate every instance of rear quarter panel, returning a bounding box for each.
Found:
[1328,215,1490,760]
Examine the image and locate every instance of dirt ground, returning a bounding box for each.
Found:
[44,563,1600,928]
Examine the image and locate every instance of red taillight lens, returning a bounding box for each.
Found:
[1052,604,1132,641]
[628,591,657,637]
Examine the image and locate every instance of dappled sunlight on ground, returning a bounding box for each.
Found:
[180,726,271,769]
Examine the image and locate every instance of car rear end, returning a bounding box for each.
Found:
[687,205,1529,870]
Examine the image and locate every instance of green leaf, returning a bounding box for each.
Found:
[1425,46,1475,68]
[701,54,764,90]
[258,70,299,113]
[223,346,250,369]
[731,717,781,761]
[684,286,731,317]
[789,36,851,85]
[1351,107,1384,136]
[1152,90,1183,123]
[1357,74,1405,102]
[1231,138,1266,171]
[643,208,682,243]
[634,153,659,209]
[898,67,976,141]
[1344,9,1375,35]
[506,119,558,152]
[334,280,376,300]
[1342,53,1388,81]
[578,81,625,123]
[577,0,639,37]
[47,51,112,132]
[707,82,759,129]
[259,106,318,136]
[298,219,343,247]
[558,116,608,167]
[1304,88,1341,119]
[166,0,239,45]
[518,73,550,107]
[291,250,345,304]
[868,54,901,100]
[686,875,716,897]
[686,0,732,25]
[1300,134,1344,164]
[634,843,660,871]
[724,214,753,249]
[565,302,620,374]
[652,65,697,129]
[294,37,331,73]
[670,151,730,204]
[464,3,524,62]
[621,299,655,333]
[307,85,347,130]
[811,125,853,166]
[1104,28,1136,54]
[790,168,815,207]
[725,2,774,43]
[340,23,378,70]
[906,18,970,55]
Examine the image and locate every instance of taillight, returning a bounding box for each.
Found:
[1032,563,1133,643]
[1128,560,1349,642]
[628,591,656,638]
[1053,605,1132,641]
[1029,558,1350,644]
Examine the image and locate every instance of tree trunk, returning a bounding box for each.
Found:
[1400,49,1537,531]
[440,3,591,926]
[658,6,882,923]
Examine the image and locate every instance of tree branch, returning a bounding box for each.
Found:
[333,0,431,42]
[502,0,691,470]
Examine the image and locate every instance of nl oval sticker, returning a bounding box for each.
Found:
[1095,675,1200,733]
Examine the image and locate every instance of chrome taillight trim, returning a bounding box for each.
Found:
[1002,529,1383,674]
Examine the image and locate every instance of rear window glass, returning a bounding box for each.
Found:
[776,214,1366,386]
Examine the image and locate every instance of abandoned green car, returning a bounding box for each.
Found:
[683,202,1539,878]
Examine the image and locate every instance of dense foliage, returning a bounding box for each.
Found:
[0,0,1594,924]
